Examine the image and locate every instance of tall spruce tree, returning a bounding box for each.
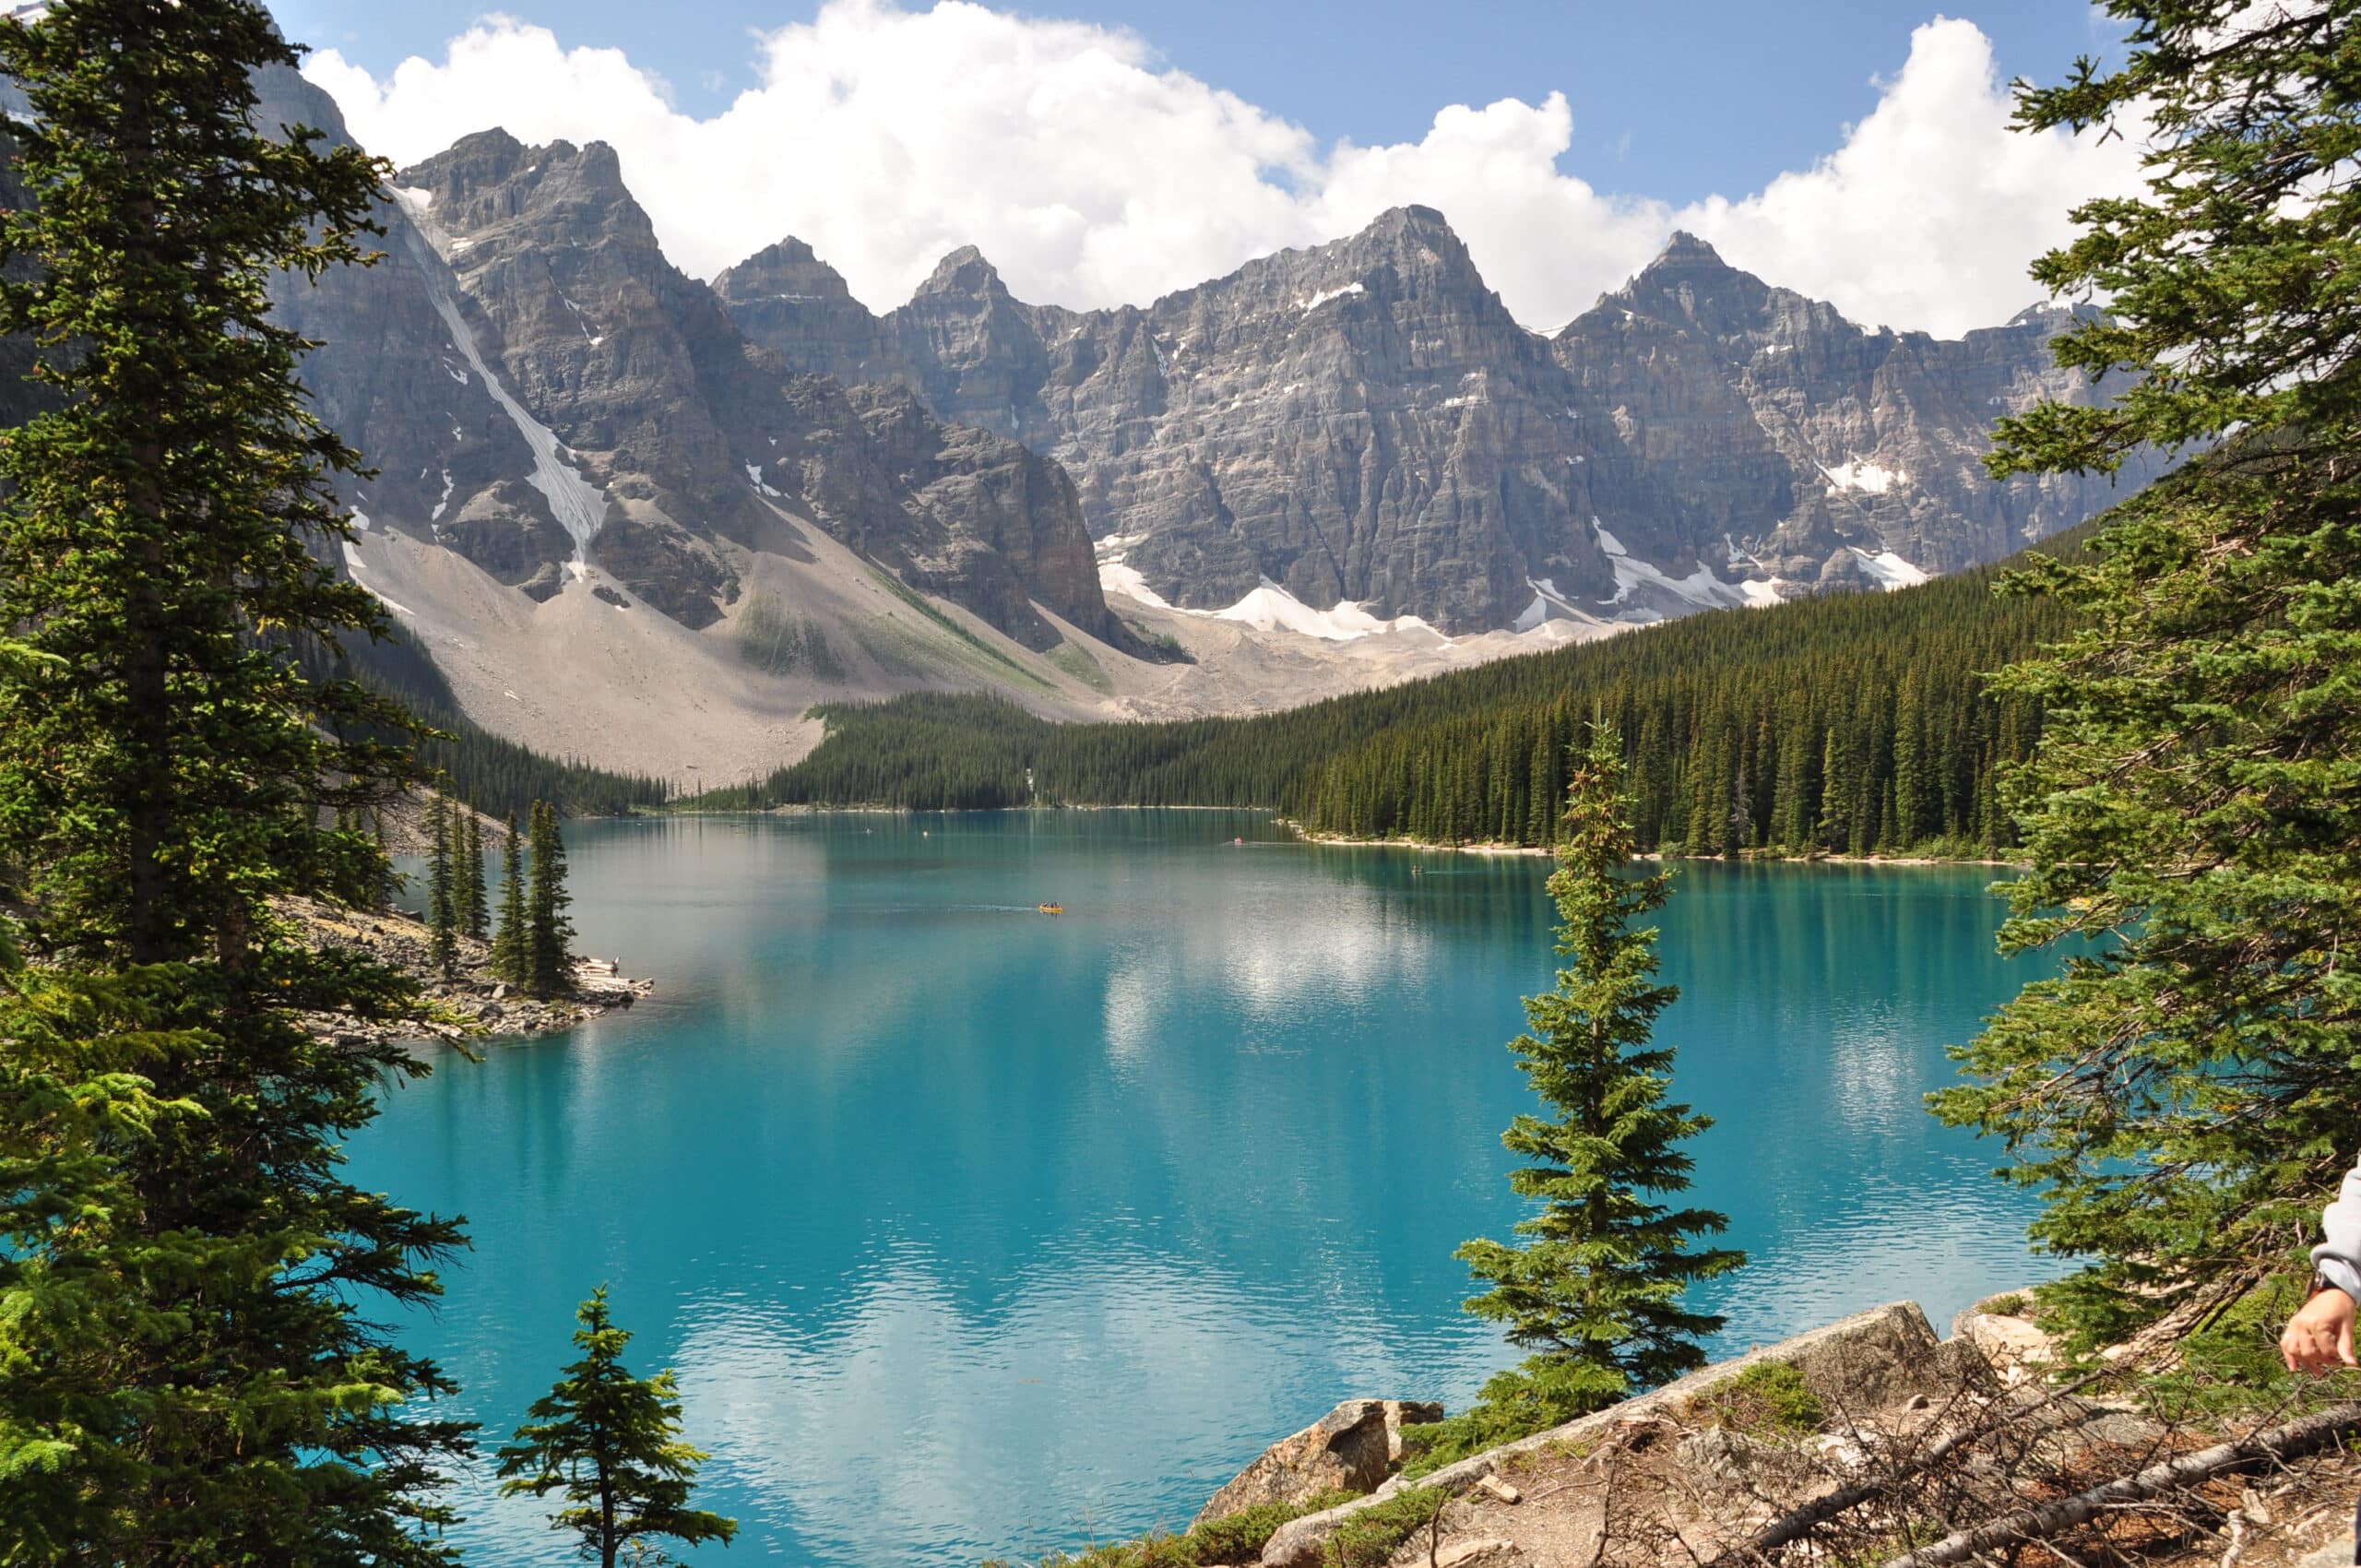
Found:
[463,811,491,939]
[1455,731,1744,1431]
[492,810,529,985]
[1934,1,2361,1349]
[527,799,576,996]
[0,1,470,1559]
[428,790,457,976]
[496,1288,738,1568]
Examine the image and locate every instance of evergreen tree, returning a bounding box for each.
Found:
[1935,1,2361,1349]
[462,810,491,939]
[492,811,529,986]
[1454,731,1745,1427]
[528,799,576,996]
[0,1,469,1557]
[427,791,457,976]
[496,1288,738,1568]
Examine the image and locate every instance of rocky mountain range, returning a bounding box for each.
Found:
[0,60,2154,779]
[718,211,2152,634]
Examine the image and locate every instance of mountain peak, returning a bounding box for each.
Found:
[915,244,1010,302]
[713,236,860,306]
[1357,204,1467,254]
[1637,230,1742,279]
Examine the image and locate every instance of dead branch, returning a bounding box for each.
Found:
[1698,1369,2127,1568]
[1875,1401,2361,1568]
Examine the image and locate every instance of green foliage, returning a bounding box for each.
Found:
[1455,731,1745,1420]
[737,593,846,682]
[1395,1366,1600,1479]
[1184,1492,1357,1564]
[865,563,1056,692]
[1050,639,1114,694]
[0,3,472,1556]
[1317,1486,1451,1568]
[492,811,529,987]
[497,1287,737,1568]
[461,811,491,939]
[427,792,458,975]
[1034,1491,1359,1568]
[1934,2,2361,1351]
[702,546,2072,858]
[1687,1362,1826,1439]
[2133,1268,2352,1424]
[527,799,577,997]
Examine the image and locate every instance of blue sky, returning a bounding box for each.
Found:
[275,0,2114,208]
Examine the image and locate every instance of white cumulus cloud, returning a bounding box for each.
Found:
[303,2,2140,338]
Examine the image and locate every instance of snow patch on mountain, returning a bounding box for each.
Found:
[1822,458,1903,495]
[1298,282,1365,313]
[1212,580,1431,641]
[415,243,607,562]
[1594,522,1752,611]
[1849,547,1930,589]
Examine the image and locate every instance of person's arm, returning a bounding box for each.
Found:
[2284,1156,2361,1375]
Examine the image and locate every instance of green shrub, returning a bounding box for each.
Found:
[1395,1358,1608,1479]
[1320,1487,1450,1568]
[1687,1361,1825,1437]
[1031,1488,1359,1568]
[1186,1491,1356,1564]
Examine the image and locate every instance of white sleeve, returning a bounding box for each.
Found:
[2310,1152,2361,1300]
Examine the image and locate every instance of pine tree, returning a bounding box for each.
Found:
[1934,2,2361,1349]
[0,2,469,1557]
[462,810,491,939]
[1454,730,1745,1429]
[527,799,576,997]
[492,811,529,986]
[427,791,457,976]
[496,1288,738,1568]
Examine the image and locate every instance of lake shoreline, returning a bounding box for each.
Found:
[637,802,2023,869]
[633,802,2030,864]
[1281,822,2024,869]
[284,896,651,1048]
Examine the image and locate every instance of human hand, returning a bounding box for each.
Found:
[2282,1285,2358,1376]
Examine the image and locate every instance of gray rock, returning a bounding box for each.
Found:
[1260,1302,1960,1567]
[370,125,1118,645]
[1383,1399,1445,1463]
[1193,1398,1391,1529]
[724,213,2159,636]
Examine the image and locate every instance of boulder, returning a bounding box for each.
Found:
[1382,1399,1445,1463]
[1260,1302,1963,1566]
[1954,1309,2054,1388]
[1193,1398,1391,1529]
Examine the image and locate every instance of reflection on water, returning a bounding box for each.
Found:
[351,813,2044,1566]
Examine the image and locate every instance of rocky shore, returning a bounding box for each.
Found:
[283,896,651,1046]
[1120,1295,2360,1568]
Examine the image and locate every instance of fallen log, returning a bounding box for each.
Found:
[1876,1401,2361,1568]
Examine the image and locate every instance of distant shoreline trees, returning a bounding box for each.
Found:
[710,552,2067,861]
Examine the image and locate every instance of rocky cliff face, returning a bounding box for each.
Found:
[1556,232,2153,598]
[248,66,578,600]
[720,215,2149,634]
[710,237,912,388]
[392,129,1118,641]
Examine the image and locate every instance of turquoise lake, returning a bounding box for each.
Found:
[350,810,2048,1567]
